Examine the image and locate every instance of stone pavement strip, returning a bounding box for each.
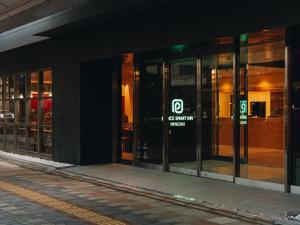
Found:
[0,160,265,225]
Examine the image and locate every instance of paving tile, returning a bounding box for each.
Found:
[207,217,238,224]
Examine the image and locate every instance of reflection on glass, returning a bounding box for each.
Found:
[6,126,15,148]
[17,126,25,150]
[169,58,196,174]
[41,99,52,126]
[0,125,4,147]
[0,101,3,122]
[5,100,14,123]
[138,60,163,164]
[7,76,14,99]
[28,72,39,98]
[43,70,52,97]
[121,53,134,161]
[28,99,38,125]
[239,38,285,184]
[0,78,3,100]
[40,127,52,154]
[202,53,233,176]
[16,100,25,123]
[27,126,38,152]
[15,74,25,99]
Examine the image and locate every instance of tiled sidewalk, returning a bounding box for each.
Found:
[0,161,260,225]
[61,164,300,224]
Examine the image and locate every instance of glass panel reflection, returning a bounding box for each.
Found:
[27,126,38,152]
[138,59,163,164]
[42,70,52,97]
[6,125,15,148]
[28,72,39,98]
[16,100,25,123]
[169,58,197,174]
[201,53,233,176]
[28,99,38,125]
[40,127,52,154]
[239,39,285,184]
[41,99,52,126]
[5,100,14,123]
[0,125,4,147]
[15,74,25,99]
[17,126,25,150]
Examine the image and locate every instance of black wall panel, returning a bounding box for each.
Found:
[80,59,113,165]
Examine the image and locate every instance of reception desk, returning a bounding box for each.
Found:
[219,117,284,150]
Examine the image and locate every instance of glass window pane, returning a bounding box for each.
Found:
[15,74,26,99]
[239,40,285,184]
[169,58,197,174]
[16,100,25,123]
[28,99,38,125]
[5,100,14,123]
[41,99,52,126]
[40,127,52,154]
[202,53,234,176]
[121,53,134,161]
[0,78,3,100]
[28,72,39,98]
[8,76,14,99]
[17,126,25,150]
[43,70,52,97]
[138,59,163,164]
[0,101,4,122]
[27,126,38,152]
[0,125,4,147]
[6,125,15,148]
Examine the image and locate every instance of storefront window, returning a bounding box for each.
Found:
[0,69,52,155]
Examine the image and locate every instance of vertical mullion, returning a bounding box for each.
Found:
[244,65,249,164]
[233,36,241,179]
[163,61,170,172]
[133,63,140,166]
[25,73,28,153]
[3,77,6,150]
[216,68,220,156]
[196,57,202,175]
[38,71,42,155]
[285,46,292,192]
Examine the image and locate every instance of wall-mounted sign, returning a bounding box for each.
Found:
[240,100,247,125]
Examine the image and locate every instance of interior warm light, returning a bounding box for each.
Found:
[11,95,14,99]
[49,90,52,97]
[19,94,24,99]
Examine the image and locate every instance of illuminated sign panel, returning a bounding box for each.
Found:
[240,100,247,125]
[170,99,193,127]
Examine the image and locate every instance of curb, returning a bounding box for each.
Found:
[0,156,279,225]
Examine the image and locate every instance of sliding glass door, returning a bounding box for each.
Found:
[201,53,234,178]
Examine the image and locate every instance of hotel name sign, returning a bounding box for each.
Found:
[169,99,194,127]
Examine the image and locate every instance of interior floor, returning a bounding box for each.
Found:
[169,145,284,184]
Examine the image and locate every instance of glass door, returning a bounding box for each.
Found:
[201,53,234,180]
[168,58,197,175]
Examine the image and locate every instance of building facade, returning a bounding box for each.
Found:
[1,0,300,193]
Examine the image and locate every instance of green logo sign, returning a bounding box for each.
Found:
[240,100,247,125]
